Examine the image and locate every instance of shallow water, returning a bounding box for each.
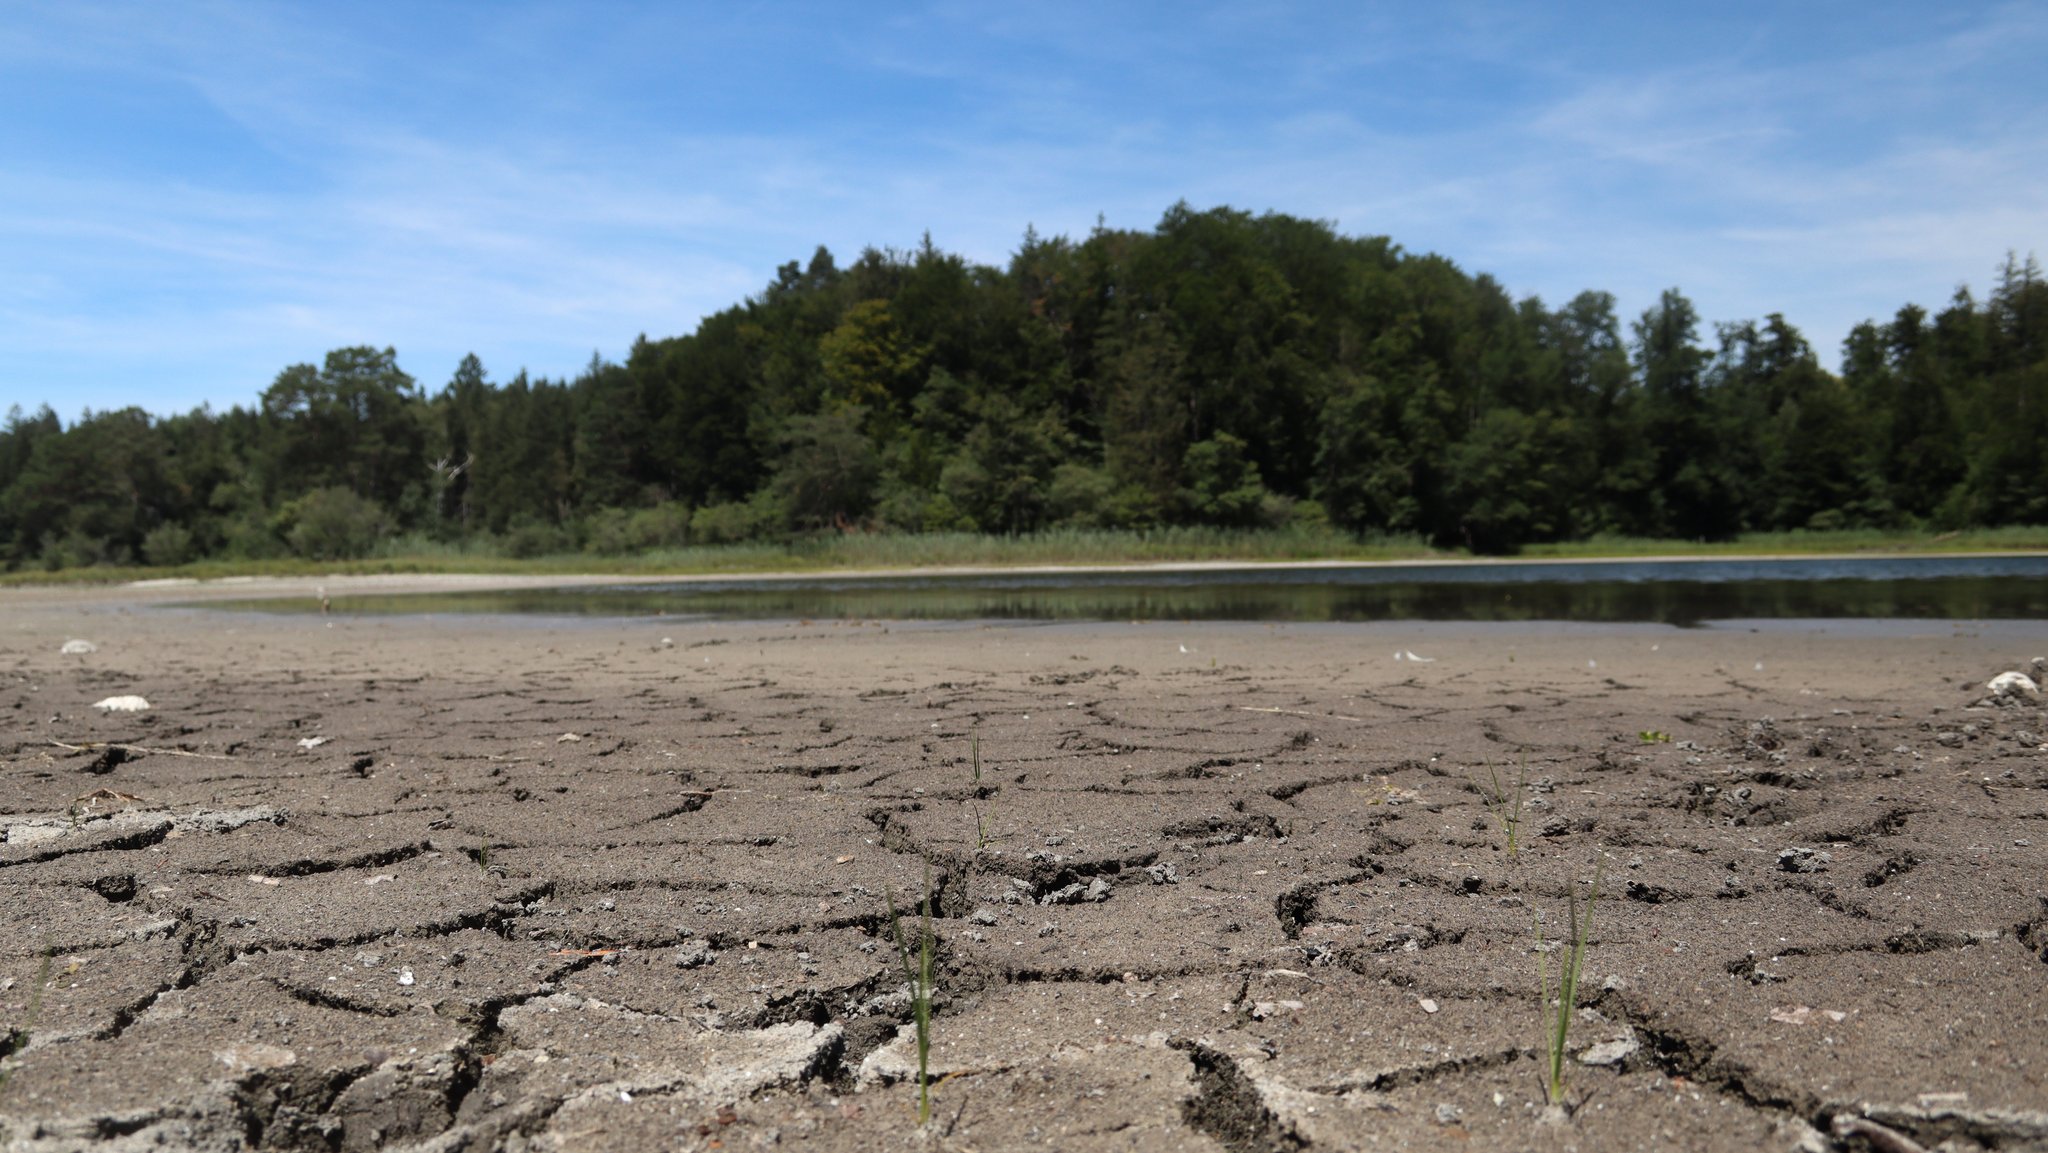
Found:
[201,554,2048,625]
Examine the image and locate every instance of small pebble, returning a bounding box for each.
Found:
[1777,846,1829,873]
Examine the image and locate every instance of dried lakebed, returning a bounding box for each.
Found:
[2,581,2046,1151]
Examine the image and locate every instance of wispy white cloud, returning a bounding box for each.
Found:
[1,1,2043,417]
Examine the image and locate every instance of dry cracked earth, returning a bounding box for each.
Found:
[2,580,2046,1152]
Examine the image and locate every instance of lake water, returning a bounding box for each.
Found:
[207,554,2048,625]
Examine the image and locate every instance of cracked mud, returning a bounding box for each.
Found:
[3,578,2046,1151]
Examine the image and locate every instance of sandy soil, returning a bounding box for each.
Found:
[3,576,2046,1152]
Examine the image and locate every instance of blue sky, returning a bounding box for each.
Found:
[4,2,2044,419]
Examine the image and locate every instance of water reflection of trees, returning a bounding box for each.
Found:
[288,575,2048,625]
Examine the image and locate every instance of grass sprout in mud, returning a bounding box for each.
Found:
[1482,756,1529,856]
[886,864,937,1127]
[1536,864,1604,1111]
[968,731,995,851]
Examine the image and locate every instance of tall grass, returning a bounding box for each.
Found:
[1,526,1436,586]
[1520,525,2048,559]
[779,525,1426,568]
[8,523,2045,588]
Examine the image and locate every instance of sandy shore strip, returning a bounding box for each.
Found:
[3,584,2045,1151]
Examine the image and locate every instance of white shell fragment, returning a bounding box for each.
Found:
[215,1043,296,1073]
[1578,1032,1640,1066]
[1987,671,2039,697]
[296,736,329,750]
[92,696,150,712]
[5,823,70,846]
[60,639,99,654]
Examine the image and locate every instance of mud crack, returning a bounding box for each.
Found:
[1169,1038,1308,1153]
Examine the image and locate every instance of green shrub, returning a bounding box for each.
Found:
[501,517,573,559]
[281,487,390,560]
[1277,496,1331,531]
[141,523,198,567]
[39,529,120,571]
[692,494,780,545]
[873,482,972,534]
[221,513,289,560]
[1046,463,1115,528]
[584,502,692,555]
[1180,432,1270,527]
[771,408,880,529]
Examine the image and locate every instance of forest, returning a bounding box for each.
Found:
[3,203,2045,570]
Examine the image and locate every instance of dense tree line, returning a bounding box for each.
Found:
[3,204,2045,568]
